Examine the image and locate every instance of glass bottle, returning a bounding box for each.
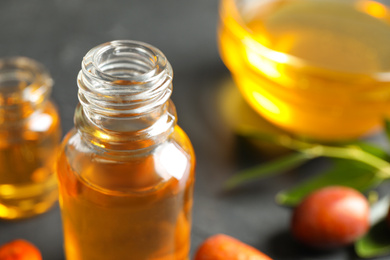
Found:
[56,40,196,260]
[0,57,61,219]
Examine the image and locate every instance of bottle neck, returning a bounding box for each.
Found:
[75,40,176,150]
[0,57,52,124]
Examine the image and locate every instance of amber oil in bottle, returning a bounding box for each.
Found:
[56,40,196,260]
[0,57,61,219]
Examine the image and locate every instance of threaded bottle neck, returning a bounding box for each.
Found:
[76,40,176,150]
[0,57,52,123]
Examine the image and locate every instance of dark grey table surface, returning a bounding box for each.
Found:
[0,1,389,260]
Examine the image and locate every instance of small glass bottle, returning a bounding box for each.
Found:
[56,40,196,260]
[0,57,61,219]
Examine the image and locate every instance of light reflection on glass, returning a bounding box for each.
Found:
[155,143,188,181]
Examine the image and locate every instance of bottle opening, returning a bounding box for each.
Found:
[83,40,169,86]
[93,43,159,80]
[79,40,173,113]
[0,70,33,90]
[0,57,52,108]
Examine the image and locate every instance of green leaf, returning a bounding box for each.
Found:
[356,220,390,258]
[224,152,311,190]
[276,159,382,207]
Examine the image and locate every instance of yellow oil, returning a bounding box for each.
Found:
[219,0,390,140]
[56,126,195,260]
[0,101,61,219]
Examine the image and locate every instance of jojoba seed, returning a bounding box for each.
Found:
[291,186,370,249]
[195,234,272,260]
[0,239,42,260]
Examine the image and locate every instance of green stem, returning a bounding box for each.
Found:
[238,128,390,180]
[301,146,390,179]
[224,152,312,189]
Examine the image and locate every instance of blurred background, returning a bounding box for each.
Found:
[1,0,390,259]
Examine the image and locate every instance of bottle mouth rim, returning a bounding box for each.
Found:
[78,40,173,117]
[83,40,170,86]
[220,0,390,80]
[0,57,53,107]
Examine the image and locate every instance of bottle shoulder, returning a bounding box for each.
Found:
[171,125,195,163]
[61,125,194,160]
[58,126,195,194]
